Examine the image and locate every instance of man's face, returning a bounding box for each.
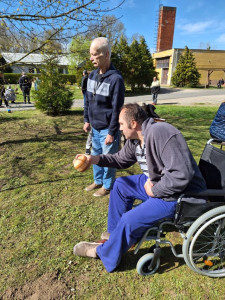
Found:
[119,110,137,140]
[90,42,108,69]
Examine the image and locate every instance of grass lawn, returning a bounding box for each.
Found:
[1,106,225,299]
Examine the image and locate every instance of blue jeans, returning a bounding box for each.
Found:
[152,93,158,104]
[83,91,86,107]
[91,127,120,190]
[96,174,177,272]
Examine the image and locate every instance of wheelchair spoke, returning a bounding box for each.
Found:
[182,209,225,277]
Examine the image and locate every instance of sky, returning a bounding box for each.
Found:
[109,0,225,53]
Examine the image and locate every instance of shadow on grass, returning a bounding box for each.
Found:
[118,245,185,273]
[0,131,87,146]
[0,173,85,192]
[66,110,84,116]
[0,116,27,124]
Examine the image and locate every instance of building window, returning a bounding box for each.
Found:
[156,57,170,68]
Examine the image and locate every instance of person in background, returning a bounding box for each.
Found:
[34,77,41,91]
[150,76,160,105]
[4,85,16,104]
[0,72,9,108]
[19,72,32,104]
[83,37,125,197]
[210,102,225,141]
[81,70,88,107]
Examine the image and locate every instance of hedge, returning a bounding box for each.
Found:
[3,73,76,85]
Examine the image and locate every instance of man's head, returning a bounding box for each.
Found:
[83,70,88,76]
[22,72,25,76]
[119,103,148,140]
[90,37,111,73]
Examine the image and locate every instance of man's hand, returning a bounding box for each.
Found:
[73,154,100,172]
[144,178,155,197]
[105,134,114,145]
[83,122,91,133]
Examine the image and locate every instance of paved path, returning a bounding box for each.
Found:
[1,88,224,112]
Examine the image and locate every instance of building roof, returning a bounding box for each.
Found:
[1,52,69,66]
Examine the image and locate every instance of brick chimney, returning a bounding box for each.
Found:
[156,6,176,52]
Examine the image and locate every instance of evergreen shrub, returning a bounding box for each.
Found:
[34,58,74,115]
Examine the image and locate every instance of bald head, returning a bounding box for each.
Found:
[91,37,111,57]
[90,37,111,73]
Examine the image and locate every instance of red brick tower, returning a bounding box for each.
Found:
[156,6,176,52]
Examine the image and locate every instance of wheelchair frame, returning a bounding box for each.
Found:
[134,139,225,278]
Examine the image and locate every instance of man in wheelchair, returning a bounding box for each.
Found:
[73,103,207,272]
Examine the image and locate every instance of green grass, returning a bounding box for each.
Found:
[1,106,225,299]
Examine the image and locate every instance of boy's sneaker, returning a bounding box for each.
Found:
[85,148,91,155]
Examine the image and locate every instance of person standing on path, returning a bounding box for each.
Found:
[19,72,32,104]
[81,70,88,107]
[151,76,160,105]
[83,37,125,197]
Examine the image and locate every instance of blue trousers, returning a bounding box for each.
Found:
[152,93,158,104]
[96,174,177,272]
[91,128,120,190]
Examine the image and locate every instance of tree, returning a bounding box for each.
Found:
[111,36,155,91]
[85,15,125,46]
[69,36,91,72]
[111,35,130,81]
[34,56,73,115]
[68,36,93,87]
[0,0,124,70]
[127,39,142,91]
[137,36,155,88]
[171,46,201,87]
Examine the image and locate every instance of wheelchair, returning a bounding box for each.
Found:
[135,138,225,278]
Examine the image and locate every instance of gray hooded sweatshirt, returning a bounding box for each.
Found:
[97,118,207,201]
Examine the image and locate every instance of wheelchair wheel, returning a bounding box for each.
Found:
[183,206,225,277]
[136,253,160,276]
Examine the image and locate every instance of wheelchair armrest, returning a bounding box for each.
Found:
[177,189,225,199]
[195,189,225,197]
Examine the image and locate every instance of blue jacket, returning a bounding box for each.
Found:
[84,64,125,136]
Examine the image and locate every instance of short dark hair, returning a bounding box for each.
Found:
[121,103,148,128]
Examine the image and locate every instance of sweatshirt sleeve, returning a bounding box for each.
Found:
[108,76,125,136]
[97,140,137,169]
[151,134,195,198]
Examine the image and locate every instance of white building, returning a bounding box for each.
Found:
[1,53,69,74]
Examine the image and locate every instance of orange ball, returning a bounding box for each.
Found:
[73,155,90,172]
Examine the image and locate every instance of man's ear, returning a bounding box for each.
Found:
[131,120,138,129]
[105,50,110,59]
